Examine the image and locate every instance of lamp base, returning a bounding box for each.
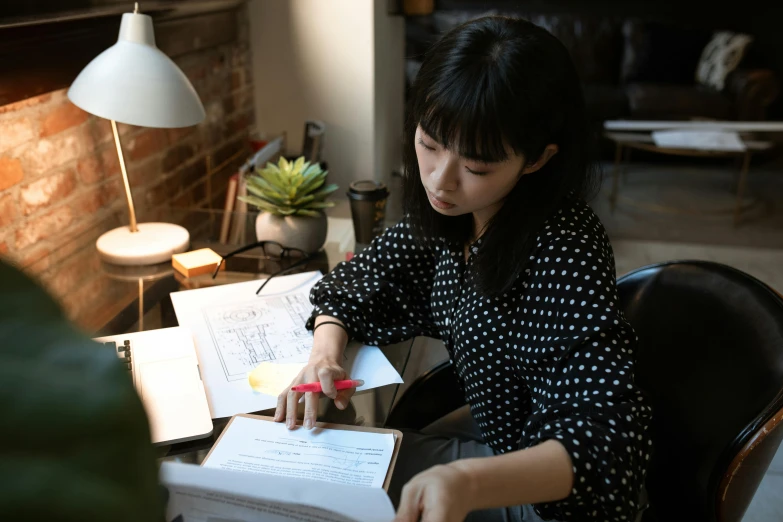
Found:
[96,222,190,266]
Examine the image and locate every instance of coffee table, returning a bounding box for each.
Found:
[603,130,775,226]
[41,206,414,463]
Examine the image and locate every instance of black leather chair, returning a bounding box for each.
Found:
[385,261,783,522]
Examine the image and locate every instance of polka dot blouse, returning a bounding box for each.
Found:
[307,200,652,521]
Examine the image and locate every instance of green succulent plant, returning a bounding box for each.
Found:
[240,156,338,217]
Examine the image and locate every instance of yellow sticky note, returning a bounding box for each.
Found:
[248,362,305,396]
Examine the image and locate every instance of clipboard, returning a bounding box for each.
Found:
[202,413,404,492]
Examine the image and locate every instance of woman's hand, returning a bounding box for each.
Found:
[273,356,353,429]
[394,464,476,522]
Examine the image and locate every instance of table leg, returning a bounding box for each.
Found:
[622,146,632,185]
[734,151,752,226]
[610,143,623,213]
[138,278,144,332]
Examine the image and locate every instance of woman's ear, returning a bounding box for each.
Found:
[521,144,559,175]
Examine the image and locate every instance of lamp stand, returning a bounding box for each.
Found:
[95,120,190,266]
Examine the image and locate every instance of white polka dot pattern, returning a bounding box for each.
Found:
[308,200,652,521]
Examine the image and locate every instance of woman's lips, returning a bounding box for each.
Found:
[426,190,455,209]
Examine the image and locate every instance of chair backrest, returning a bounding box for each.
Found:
[617,261,783,522]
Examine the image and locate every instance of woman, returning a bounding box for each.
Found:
[274,16,652,522]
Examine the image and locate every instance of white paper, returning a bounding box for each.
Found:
[170,272,403,419]
[203,416,395,489]
[161,462,395,522]
[651,130,746,151]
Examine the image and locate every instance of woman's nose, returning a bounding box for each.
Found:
[430,158,458,192]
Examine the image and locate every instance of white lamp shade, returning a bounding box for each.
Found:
[68,12,205,128]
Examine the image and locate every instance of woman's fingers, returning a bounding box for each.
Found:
[317,366,343,399]
[303,391,318,429]
[394,483,422,522]
[334,386,355,410]
[286,389,302,429]
[274,391,287,422]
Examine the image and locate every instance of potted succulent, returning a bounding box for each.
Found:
[240,156,338,253]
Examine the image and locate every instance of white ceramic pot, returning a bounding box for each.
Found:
[255,212,328,253]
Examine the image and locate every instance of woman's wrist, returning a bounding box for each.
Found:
[311,316,349,361]
[309,345,343,364]
[448,459,481,512]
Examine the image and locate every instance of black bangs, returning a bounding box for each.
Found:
[402,15,597,297]
[417,77,512,163]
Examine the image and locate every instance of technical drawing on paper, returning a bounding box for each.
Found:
[203,292,313,382]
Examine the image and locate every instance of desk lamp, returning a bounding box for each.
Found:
[68,3,206,265]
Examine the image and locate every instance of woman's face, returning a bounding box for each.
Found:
[415,125,527,217]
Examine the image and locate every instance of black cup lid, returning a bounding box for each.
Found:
[347,180,389,201]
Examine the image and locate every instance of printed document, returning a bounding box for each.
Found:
[170,272,403,418]
[161,461,395,522]
[651,129,746,151]
[203,416,395,489]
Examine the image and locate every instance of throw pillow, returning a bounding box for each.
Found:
[696,31,753,91]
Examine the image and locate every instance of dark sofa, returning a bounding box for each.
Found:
[405,11,780,123]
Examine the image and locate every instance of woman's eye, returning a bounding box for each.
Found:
[417,138,436,151]
[466,166,489,176]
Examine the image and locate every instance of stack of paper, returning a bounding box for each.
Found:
[161,462,395,522]
[651,130,746,151]
[161,414,400,522]
[170,271,403,419]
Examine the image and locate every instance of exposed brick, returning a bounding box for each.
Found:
[0,117,36,153]
[180,159,207,188]
[224,110,254,139]
[40,102,89,138]
[100,146,121,179]
[90,119,137,144]
[73,191,103,216]
[40,217,114,270]
[0,92,52,116]
[77,155,103,185]
[0,192,18,228]
[127,156,163,188]
[166,126,194,144]
[87,118,112,145]
[72,179,122,215]
[15,205,73,250]
[125,128,168,161]
[0,156,24,190]
[18,247,51,273]
[143,170,186,208]
[42,247,101,299]
[232,87,254,113]
[222,96,236,116]
[191,179,208,205]
[184,64,207,83]
[22,129,88,178]
[20,169,76,216]
[172,188,195,208]
[162,143,197,173]
[231,68,250,91]
[215,137,248,166]
[231,45,250,69]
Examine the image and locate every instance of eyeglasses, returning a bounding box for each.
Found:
[212,240,314,295]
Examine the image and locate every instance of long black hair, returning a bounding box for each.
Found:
[402,16,598,297]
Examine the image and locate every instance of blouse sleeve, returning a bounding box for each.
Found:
[517,234,653,522]
[307,218,439,345]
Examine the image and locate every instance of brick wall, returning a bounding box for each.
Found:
[0,5,255,328]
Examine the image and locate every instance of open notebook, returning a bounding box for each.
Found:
[161,414,403,522]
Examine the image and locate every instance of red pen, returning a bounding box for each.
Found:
[291,379,364,393]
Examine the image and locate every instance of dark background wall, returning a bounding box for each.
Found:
[435,0,783,118]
